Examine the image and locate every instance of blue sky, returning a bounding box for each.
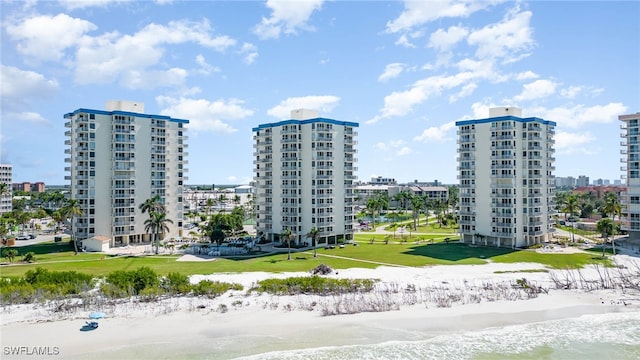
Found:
[2,0,639,186]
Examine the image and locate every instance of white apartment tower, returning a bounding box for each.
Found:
[253,109,358,245]
[456,107,556,248]
[64,101,188,246]
[0,164,12,215]
[619,112,640,241]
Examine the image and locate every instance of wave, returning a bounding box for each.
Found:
[234,311,640,360]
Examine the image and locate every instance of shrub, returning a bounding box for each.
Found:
[0,268,95,304]
[2,248,18,262]
[192,280,243,299]
[253,276,376,296]
[161,272,191,295]
[104,267,159,296]
[23,252,36,263]
[310,264,334,275]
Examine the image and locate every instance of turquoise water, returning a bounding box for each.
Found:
[233,311,640,360]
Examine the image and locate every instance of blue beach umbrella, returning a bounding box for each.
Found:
[89,312,105,319]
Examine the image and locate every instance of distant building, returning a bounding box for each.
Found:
[456,107,556,248]
[253,109,358,245]
[12,181,45,193]
[64,101,188,246]
[576,175,590,187]
[370,176,397,185]
[555,176,576,187]
[619,112,640,241]
[0,164,12,215]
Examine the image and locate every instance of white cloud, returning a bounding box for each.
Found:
[560,86,583,99]
[367,71,481,124]
[375,139,412,156]
[554,131,596,154]
[239,43,258,64]
[58,0,130,10]
[513,79,558,102]
[428,25,469,51]
[253,0,324,40]
[227,175,237,183]
[395,34,416,48]
[73,19,236,87]
[515,70,539,81]
[386,0,499,33]
[378,63,406,82]
[529,103,628,129]
[396,146,412,156]
[195,54,221,75]
[267,95,340,119]
[467,9,534,63]
[449,83,477,103]
[156,96,254,133]
[5,13,97,61]
[9,111,50,125]
[0,65,59,115]
[0,65,59,99]
[413,121,456,142]
[119,68,188,89]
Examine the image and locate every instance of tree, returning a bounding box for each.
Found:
[387,223,398,238]
[562,193,579,242]
[61,199,83,254]
[306,227,320,258]
[410,195,423,230]
[602,191,622,255]
[281,228,294,261]
[3,248,17,262]
[0,182,10,198]
[144,211,173,254]
[447,185,459,215]
[421,196,433,227]
[51,210,66,234]
[596,218,614,257]
[209,228,226,251]
[139,195,165,215]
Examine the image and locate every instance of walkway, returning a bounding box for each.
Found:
[300,249,410,268]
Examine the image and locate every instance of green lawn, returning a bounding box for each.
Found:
[354,233,453,243]
[0,241,609,277]
[414,223,459,234]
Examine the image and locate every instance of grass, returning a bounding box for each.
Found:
[555,225,599,237]
[413,223,459,234]
[0,241,611,277]
[354,233,453,243]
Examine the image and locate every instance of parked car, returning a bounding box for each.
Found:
[28,234,36,239]
[17,235,29,240]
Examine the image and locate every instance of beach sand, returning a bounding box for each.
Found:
[2,256,639,359]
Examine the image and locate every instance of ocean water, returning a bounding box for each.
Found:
[232,311,640,360]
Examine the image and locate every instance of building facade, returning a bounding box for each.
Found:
[64,101,188,246]
[619,112,640,241]
[0,164,12,215]
[456,107,556,248]
[253,109,358,245]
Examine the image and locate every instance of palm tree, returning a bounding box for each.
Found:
[387,223,398,238]
[596,218,614,257]
[306,227,320,258]
[562,193,579,242]
[410,195,423,230]
[0,182,10,198]
[144,211,173,254]
[62,199,83,254]
[139,195,165,215]
[282,228,294,260]
[421,196,433,227]
[602,191,622,255]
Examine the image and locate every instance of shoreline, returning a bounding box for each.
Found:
[2,257,640,359]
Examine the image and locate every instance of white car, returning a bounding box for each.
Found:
[17,235,29,240]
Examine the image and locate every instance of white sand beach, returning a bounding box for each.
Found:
[2,255,639,359]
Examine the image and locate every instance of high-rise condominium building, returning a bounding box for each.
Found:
[619,112,640,241]
[64,101,188,246]
[0,164,12,215]
[456,107,556,248]
[252,109,358,245]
